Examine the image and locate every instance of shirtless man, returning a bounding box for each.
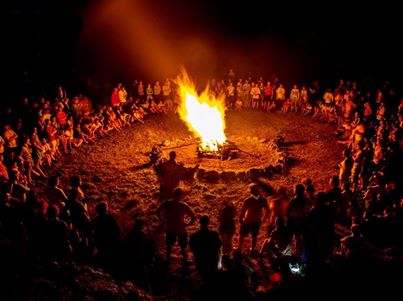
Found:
[238,184,269,254]
[156,188,196,264]
[155,151,187,201]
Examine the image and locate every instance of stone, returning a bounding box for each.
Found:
[204,170,220,183]
[196,168,205,179]
[237,171,248,181]
[221,171,237,182]
[249,168,262,181]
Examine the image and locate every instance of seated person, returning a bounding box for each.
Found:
[260,216,292,258]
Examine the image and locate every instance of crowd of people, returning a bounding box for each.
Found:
[0,71,402,299]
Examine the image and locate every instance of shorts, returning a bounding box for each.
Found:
[240,222,261,236]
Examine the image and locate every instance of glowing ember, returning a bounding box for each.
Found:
[177,70,227,151]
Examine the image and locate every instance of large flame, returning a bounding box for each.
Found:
[177,71,227,151]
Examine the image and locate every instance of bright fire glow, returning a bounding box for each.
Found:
[177,70,227,151]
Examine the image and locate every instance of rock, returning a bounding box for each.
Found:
[221,171,237,182]
[275,164,283,173]
[264,165,275,176]
[237,171,248,182]
[196,168,205,179]
[204,170,220,183]
[249,168,262,181]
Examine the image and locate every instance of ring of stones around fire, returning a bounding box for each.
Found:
[169,136,287,183]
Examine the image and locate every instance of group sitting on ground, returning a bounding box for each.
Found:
[0,73,402,299]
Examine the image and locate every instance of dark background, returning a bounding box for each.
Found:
[3,0,402,102]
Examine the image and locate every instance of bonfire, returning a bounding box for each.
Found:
[177,70,227,153]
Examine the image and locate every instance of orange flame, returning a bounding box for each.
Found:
[177,70,227,151]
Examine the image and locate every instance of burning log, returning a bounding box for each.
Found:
[196,140,239,160]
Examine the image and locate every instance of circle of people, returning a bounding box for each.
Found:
[0,72,402,293]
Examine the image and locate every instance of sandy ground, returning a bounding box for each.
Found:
[36,110,343,257]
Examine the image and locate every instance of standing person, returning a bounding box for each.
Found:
[219,201,236,255]
[67,176,91,247]
[91,202,122,273]
[189,215,222,276]
[290,85,300,112]
[153,81,162,101]
[238,184,270,254]
[275,84,286,110]
[286,184,310,255]
[44,205,72,261]
[156,188,196,265]
[155,151,187,201]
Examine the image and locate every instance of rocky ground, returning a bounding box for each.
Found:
[35,109,343,260]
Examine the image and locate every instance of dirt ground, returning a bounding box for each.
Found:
[36,110,343,258]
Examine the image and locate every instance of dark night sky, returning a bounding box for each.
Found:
[3,0,402,100]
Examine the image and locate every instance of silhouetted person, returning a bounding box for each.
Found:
[91,202,122,271]
[260,216,292,258]
[238,184,269,254]
[286,184,309,254]
[156,188,195,265]
[67,176,90,245]
[219,202,236,255]
[340,223,384,263]
[44,205,71,261]
[306,192,335,267]
[126,218,155,290]
[155,151,187,201]
[190,215,222,276]
[326,176,342,216]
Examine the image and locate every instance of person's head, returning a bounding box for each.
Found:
[169,151,176,161]
[200,215,210,229]
[316,191,327,206]
[304,178,313,186]
[250,183,259,197]
[48,176,59,187]
[277,186,287,197]
[351,223,361,237]
[329,176,339,189]
[96,202,108,215]
[306,184,315,196]
[295,184,305,197]
[173,187,182,201]
[46,205,59,220]
[70,176,81,188]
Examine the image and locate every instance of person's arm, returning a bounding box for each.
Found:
[262,198,270,222]
[58,188,68,202]
[156,202,166,222]
[185,204,196,226]
[239,200,247,224]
